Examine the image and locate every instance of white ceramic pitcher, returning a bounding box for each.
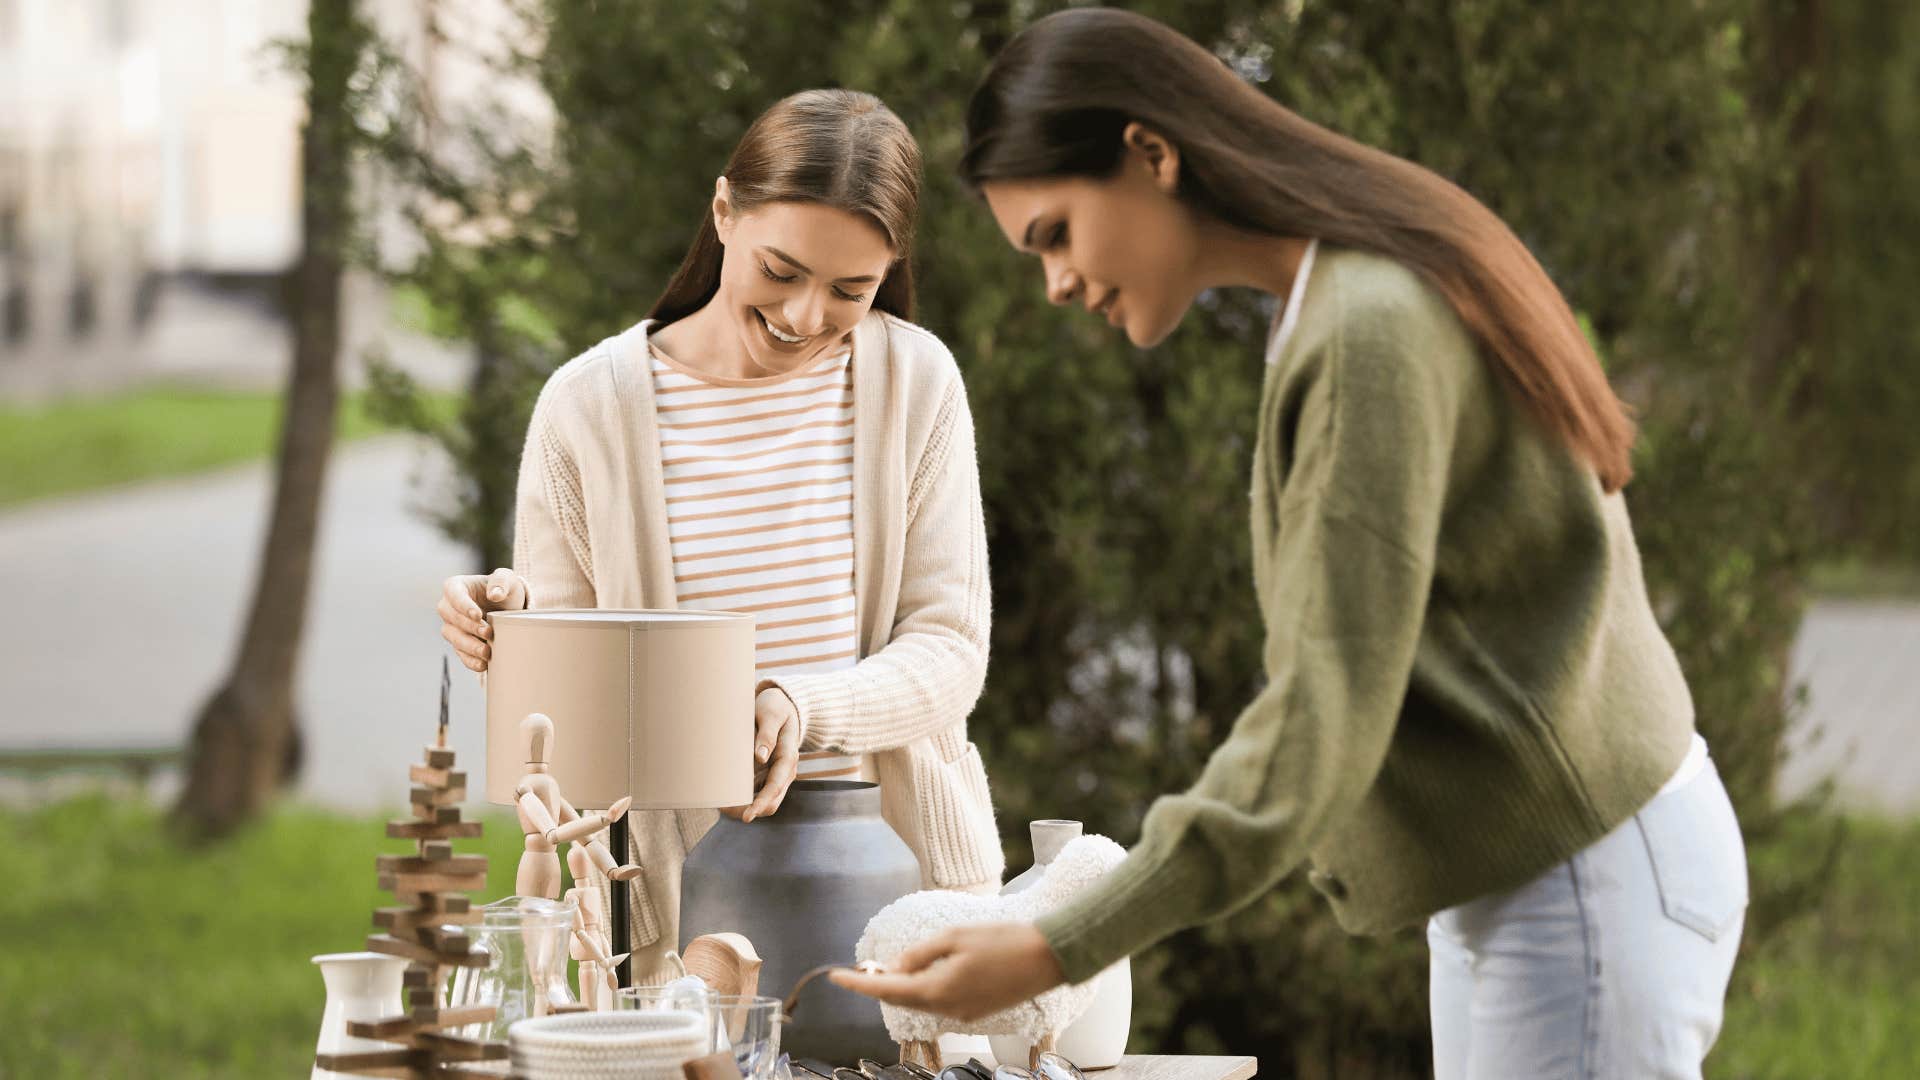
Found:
[311,951,408,1079]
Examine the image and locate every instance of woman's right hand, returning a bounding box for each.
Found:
[439,568,528,672]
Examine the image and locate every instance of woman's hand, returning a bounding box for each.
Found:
[721,687,802,823]
[437,568,528,672]
[828,924,1068,1022]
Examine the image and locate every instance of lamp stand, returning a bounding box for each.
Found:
[610,812,632,987]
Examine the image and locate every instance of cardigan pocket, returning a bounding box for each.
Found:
[627,871,664,949]
[909,739,1004,889]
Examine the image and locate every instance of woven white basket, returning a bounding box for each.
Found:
[509,1009,709,1080]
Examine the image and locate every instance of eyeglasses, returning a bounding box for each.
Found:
[1035,1053,1086,1080]
[834,1060,937,1080]
[829,1051,1082,1080]
[936,1054,1084,1080]
[939,1059,993,1080]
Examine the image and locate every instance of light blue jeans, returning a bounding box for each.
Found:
[1427,761,1747,1080]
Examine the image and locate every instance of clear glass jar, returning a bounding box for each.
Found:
[445,895,578,1041]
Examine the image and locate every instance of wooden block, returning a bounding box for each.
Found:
[377,853,488,875]
[379,881,487,905]
[314,1047,422,1071]
[416,925,473,952]
[425,746,457,768]
[416,1030,509,1062]
[409,764,465,788]
[409,892,472,914]
[403,967,436,989]
[366,932,488,969]
[410,784,467,807]
[419,839,453,860]
[409,986,440,1009]
[344,1015,418,1040]
[411,1003,496,1028]
[377,869,488,894]
[322,1067,416,1080]
[386,819,483,840]
[410,805,464,825]
[375,906,480,932]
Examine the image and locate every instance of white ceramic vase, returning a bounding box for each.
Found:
[987,820,1132,1069]
[311,951,408,1079]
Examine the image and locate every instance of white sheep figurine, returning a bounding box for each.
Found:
[854,834,1128,1070]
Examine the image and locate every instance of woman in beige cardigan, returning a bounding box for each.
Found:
[435,90,1003,983]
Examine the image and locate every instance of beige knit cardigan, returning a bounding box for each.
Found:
[511,311,1004,983]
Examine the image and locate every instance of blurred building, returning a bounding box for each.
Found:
[0,0,514,401]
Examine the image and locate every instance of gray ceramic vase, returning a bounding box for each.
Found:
[679,779,921,1064]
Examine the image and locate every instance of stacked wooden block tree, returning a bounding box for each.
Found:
[315,721,509,1077]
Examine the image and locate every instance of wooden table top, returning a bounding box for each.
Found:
[940,1053,1258,1080]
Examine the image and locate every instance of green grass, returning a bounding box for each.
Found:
[1,793,1913,1078]
[0,386,456,508]
[1808,559,1920,600]
[0,793,526,1078]
[1712,814,1920,1079]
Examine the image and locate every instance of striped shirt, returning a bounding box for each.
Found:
[650,341,863,781]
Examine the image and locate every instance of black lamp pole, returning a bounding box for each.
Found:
[609,814,632,987]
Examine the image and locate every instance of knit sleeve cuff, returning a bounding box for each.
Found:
[1033,838,1213,985]
[758,672,855,753]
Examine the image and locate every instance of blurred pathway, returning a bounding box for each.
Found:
[0,441,1915,815]
[0,436,491,811]
[1778,600,1920,816]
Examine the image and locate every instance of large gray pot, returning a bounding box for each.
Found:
[679,780,920,1065]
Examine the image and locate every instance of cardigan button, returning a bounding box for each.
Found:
[1309,868,1349,901]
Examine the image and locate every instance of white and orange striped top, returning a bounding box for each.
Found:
[649,340,863,781]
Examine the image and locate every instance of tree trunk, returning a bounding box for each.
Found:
[467,313,516,573]
[1743,0,1826,820]
[1750,0,1827,407]
[174,0,364,840]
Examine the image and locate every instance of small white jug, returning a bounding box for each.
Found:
[311,951,408,1079]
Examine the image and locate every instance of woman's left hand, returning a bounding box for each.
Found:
[722,687,802,822]
[828,924,1068,1022]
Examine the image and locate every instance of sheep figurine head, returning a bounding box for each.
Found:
[853,834,1128,1070]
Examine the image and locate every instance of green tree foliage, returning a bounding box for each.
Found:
[370,1,1829,1074]
[1785,0,1920,562]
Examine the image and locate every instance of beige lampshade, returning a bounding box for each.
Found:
[483,609,756,810]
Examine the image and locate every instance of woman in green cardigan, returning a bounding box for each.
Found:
[836,10,1746,1078]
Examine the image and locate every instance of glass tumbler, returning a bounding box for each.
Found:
[617,987,786,1080]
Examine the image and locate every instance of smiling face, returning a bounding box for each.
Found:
[713,190,897,373]
[981,125,1204,348]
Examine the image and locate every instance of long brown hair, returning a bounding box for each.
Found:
[963,9,1635,491]
[651,89,921,325]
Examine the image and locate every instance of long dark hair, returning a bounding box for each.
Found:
[963,9,1635,492]
[650,89,920,325]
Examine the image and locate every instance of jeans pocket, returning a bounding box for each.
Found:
[1634,766,1749,942]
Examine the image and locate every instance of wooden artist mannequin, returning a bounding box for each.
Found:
[513,713,645,898]
[566,844,626,1008]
